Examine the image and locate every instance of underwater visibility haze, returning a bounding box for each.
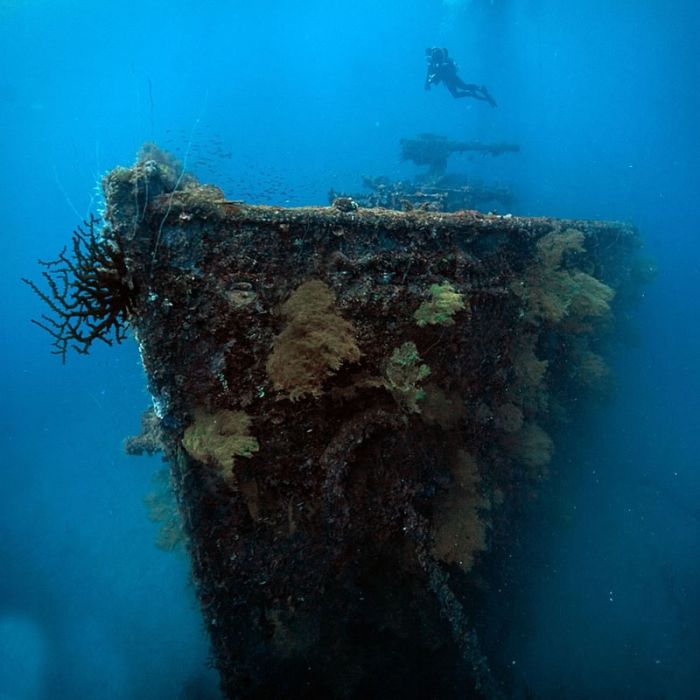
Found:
[1,1,698,698]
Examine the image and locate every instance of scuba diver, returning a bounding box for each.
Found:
[425,47,497,107]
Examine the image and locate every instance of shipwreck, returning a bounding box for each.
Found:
[26,146,649,699]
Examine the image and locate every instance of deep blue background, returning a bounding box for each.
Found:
[1,1,698,698]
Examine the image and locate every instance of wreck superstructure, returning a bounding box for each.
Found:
[330,134,519,214]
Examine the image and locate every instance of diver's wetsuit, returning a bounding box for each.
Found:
[425,47,497,107]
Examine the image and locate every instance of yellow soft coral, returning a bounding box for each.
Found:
[382,341,431,413]
[536,228,585,269]
[266,280,361,401]
[432,450,489,572]
[510,422,553,479]
[511,335,549,412]
[513,228,614,325]
[414,282,466,327]
[568,271,615,318]
[182,408,259,481]
[494,402,524,433]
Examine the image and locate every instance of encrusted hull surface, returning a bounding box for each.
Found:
[104,154,643,699]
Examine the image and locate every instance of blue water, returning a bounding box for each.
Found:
[1,1,698,698]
